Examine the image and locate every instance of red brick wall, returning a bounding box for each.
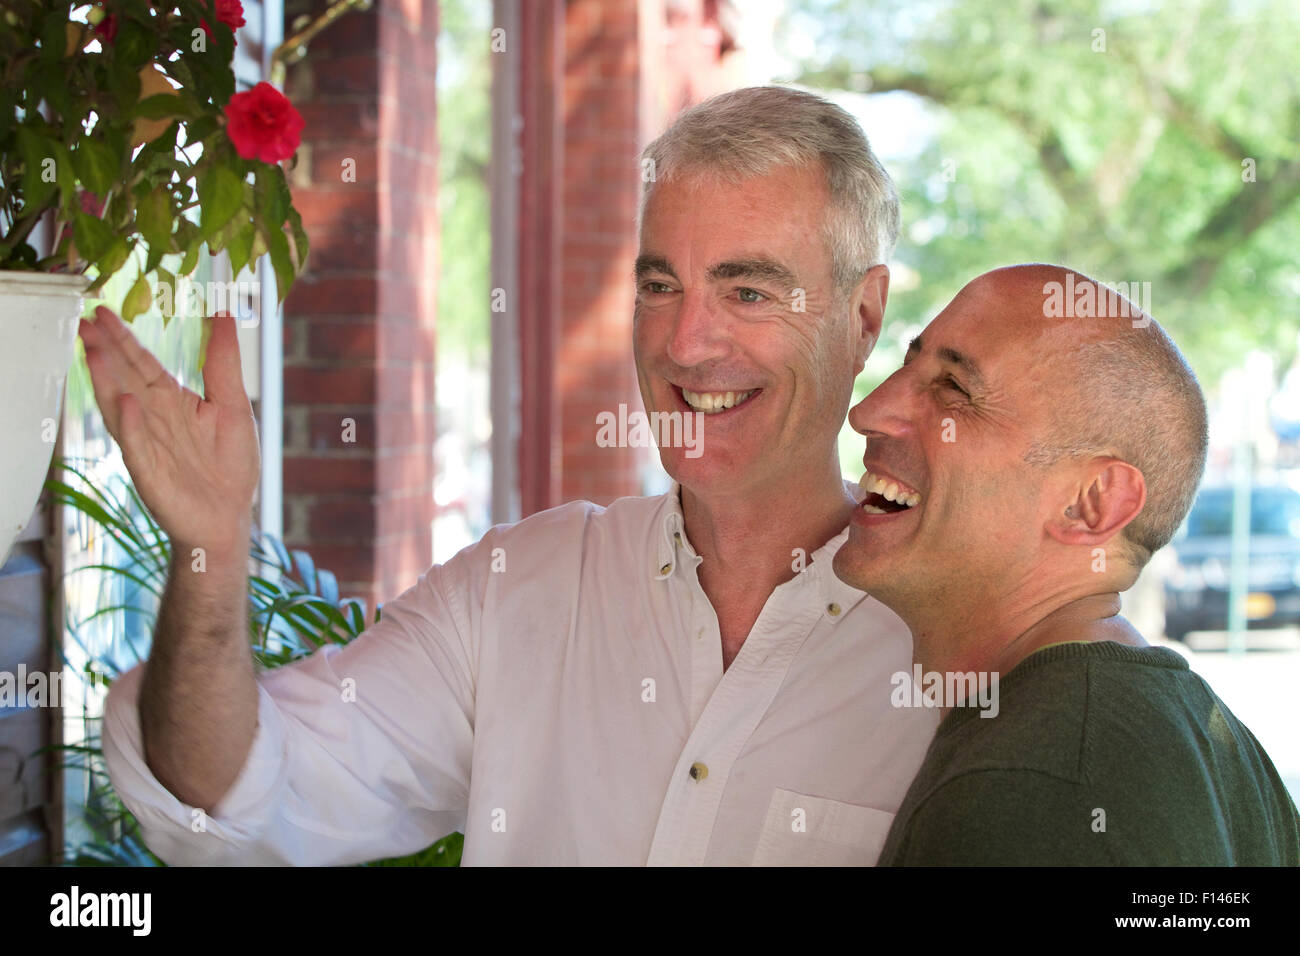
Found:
[281,0,439,612]
[557,0,643,505]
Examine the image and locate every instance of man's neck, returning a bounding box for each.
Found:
[680,463,855,663]
[907,589,1148,718]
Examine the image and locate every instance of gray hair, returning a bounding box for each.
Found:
[1024,299,1208,571]
[639,86,901,293]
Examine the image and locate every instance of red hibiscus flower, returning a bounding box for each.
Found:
[224,82,305,164]
[201,0,246,42]
[93,13,118,44]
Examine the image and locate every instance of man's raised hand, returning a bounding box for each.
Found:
[78,307,260,555]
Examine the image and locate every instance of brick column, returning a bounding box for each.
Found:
[556,0,645,505]
[281,0,439,612]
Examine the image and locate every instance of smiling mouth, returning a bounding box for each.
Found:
[678,387,760,414]
[858,470,922,514]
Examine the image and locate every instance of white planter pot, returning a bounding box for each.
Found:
[0,271,86,568]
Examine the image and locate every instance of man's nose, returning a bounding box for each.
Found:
[666,291,730,368]
[848,369,914,438]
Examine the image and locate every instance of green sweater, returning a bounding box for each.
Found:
[877,641,1300,865]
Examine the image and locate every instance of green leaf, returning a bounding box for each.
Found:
[286,207,310,274]
[198,165,243,239]
[197,310,214,364]
[39,16,65,63]
[72,138,119,198]
[73,212,114,263]
[121,272,153,323]
[154,266,177,317]
[144,242,166,276]
[265,224,294,305]
[184,115,220,144]
[134,93,194,122]
[16,127,59,210]
[226,222,254,279]
[179,238,201,277]
[254,163,292,228]
[135,188,172,254]
[113,17,155,70]
[108,60,142,111]
[88,238,131,293]
[34,60,74,120]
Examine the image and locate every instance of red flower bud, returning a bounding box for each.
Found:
[78,190,105,218]
[201,0,246,43]
[223,82,305,164]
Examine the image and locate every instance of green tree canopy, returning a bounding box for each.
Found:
[780,0,1300,392]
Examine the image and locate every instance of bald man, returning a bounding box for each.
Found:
[835,264,1300,866]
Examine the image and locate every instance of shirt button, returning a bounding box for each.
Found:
[659,563,671,575]
[674,531,682,544]
[827,602,842,616]
[689,762,708,781]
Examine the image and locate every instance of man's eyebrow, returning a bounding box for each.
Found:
[707,257,799,289]
[907,335,986,390]
[634,255,678,282]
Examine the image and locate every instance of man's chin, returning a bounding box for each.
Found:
[832,540,896,601]
[661,446,753,490]
[831,546,868,590]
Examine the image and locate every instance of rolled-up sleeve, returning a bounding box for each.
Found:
[101,559,478,866]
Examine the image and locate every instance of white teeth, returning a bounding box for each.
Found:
[860,502,888,515]
[682,388,754,414]
[857,470,922,509]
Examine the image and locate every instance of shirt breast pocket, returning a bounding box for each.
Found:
[751,788,897,866]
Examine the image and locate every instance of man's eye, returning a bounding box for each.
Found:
[940,375,969,397]
[736,287,765,304]
[642,281,672,294]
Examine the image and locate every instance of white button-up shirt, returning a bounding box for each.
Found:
[103,485,939,866]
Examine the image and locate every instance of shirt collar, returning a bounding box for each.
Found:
[651,480,873,615]
[653,483,693,580]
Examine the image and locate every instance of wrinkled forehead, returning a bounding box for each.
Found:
[637,166,837,282]
[922,277,1077,388]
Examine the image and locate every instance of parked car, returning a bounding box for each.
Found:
[1163,483,1300,642]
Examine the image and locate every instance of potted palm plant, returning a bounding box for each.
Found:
[0,0,309,565]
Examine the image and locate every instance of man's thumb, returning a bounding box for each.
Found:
[200,313,245,404]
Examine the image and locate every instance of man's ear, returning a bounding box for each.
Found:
[852,264,890,372]
[1046,458,1146,547]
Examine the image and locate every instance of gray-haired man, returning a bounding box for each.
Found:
[88,86,938,865]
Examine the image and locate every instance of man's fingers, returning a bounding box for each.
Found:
[81,333,125,437]
[79,307,154,432]
[200,313,247,407]
[116,391,154,478]
[92,305,170,390]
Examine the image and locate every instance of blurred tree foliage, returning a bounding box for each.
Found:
[779,0,1300,396]
[436,0,491,360]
